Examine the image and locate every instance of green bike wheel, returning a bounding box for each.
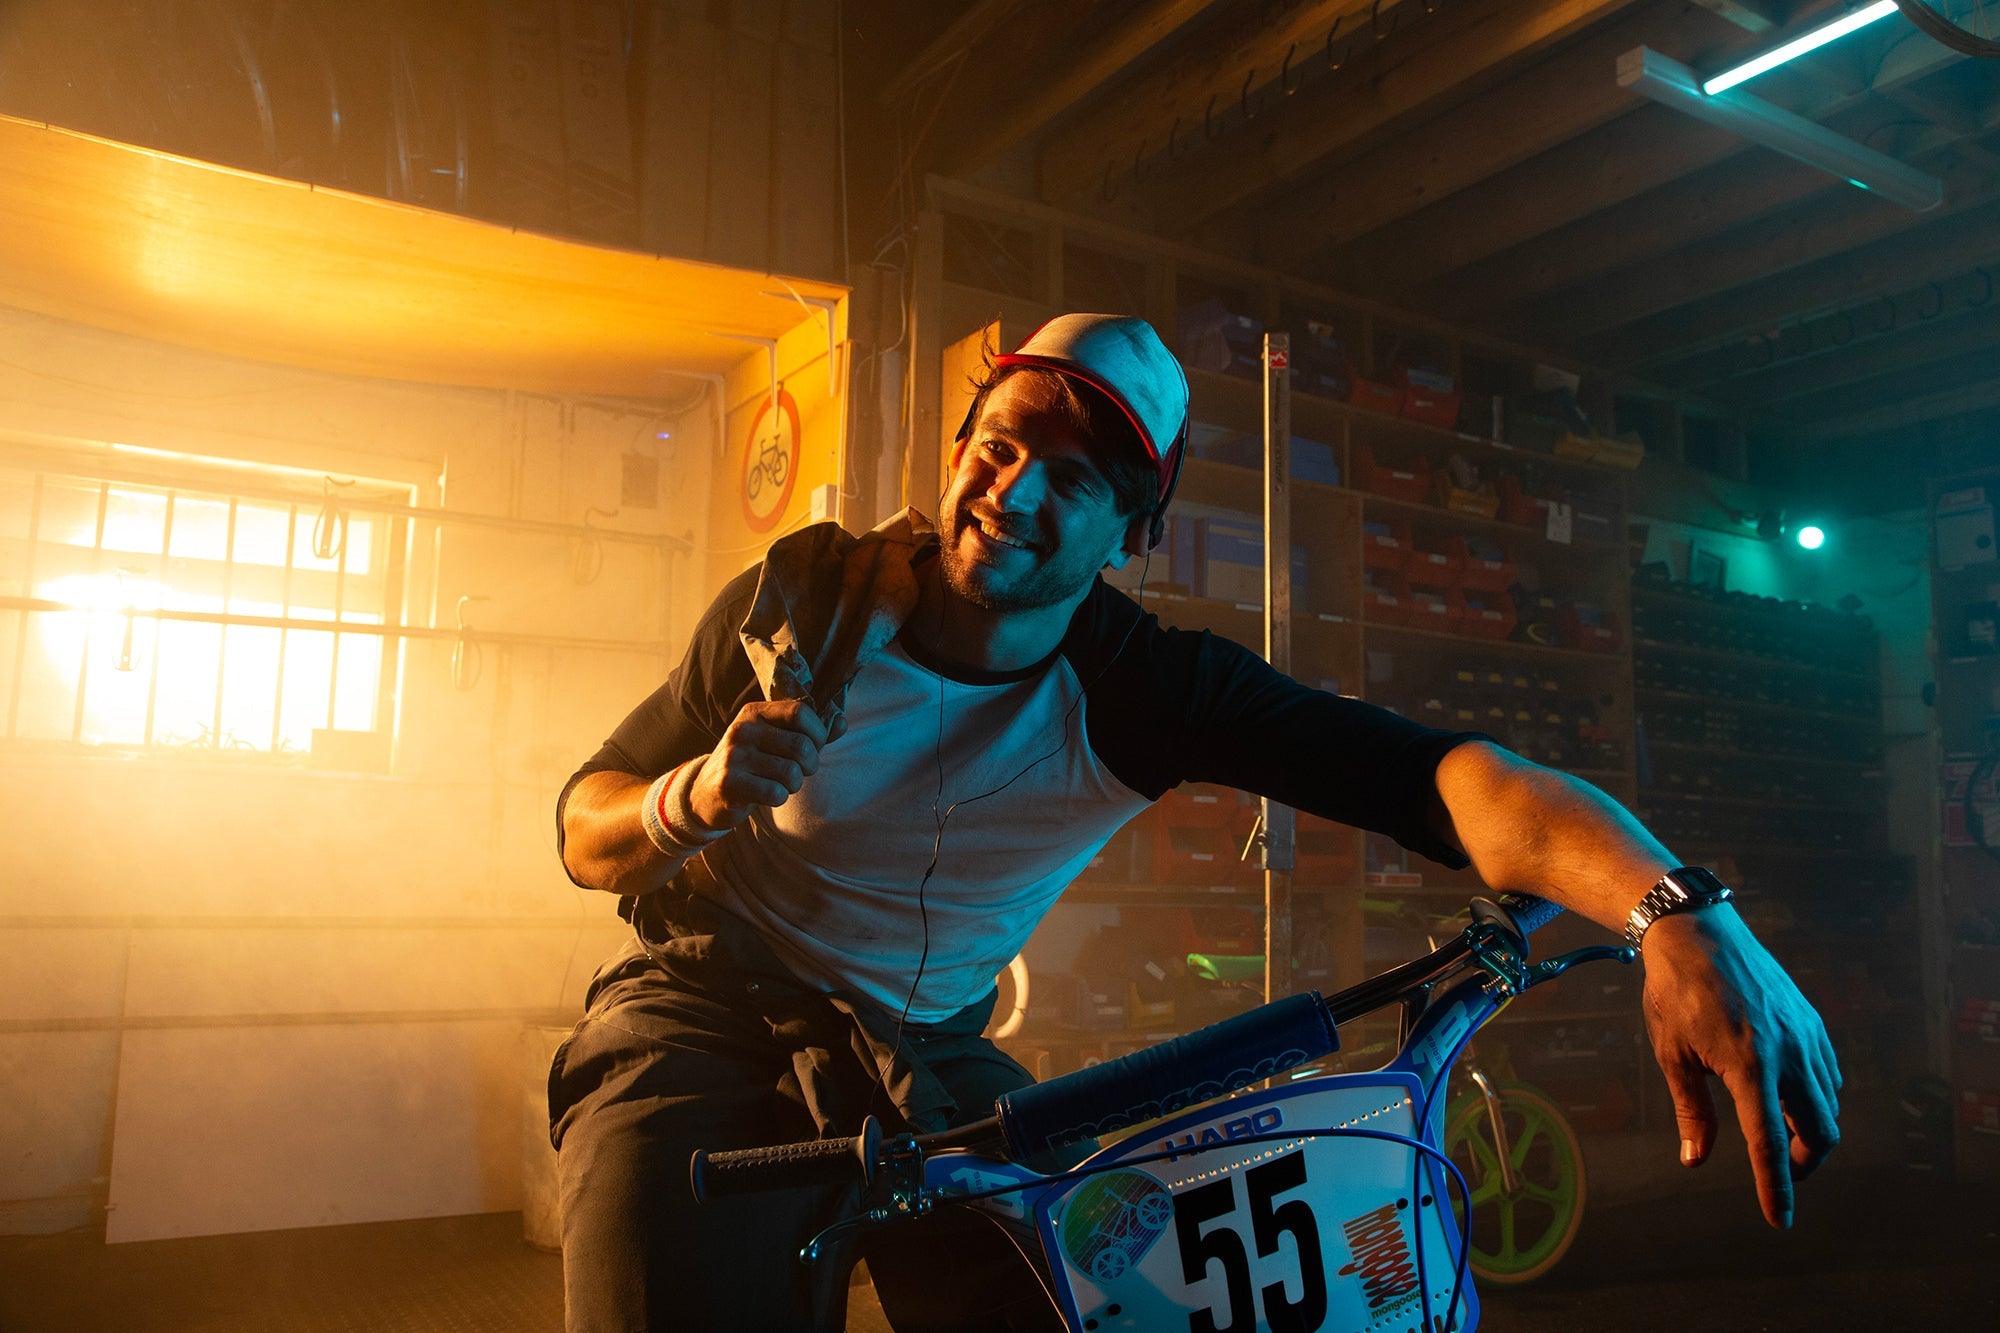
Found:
[1443,1083,1587,1286]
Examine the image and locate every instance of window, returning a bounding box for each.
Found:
[0,450,411,758]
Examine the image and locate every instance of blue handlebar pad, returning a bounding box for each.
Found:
[995,992,1337,1159]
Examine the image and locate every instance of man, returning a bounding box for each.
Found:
[551,314,1839,1331]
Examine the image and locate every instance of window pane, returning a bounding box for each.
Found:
[218,625,282,750]
[168,497,233,562]
[152,620,223,748]
[75,610,154,745]
[233,503,292,569]
[102,489,168,556]
[331,625,383,732]
[277,628,334,751]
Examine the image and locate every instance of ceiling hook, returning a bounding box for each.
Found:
[1099,161,1119,203]
[1918,280,1945,319]
[1132,137,1149,183]
[1372,0,1385,39]
[1325,17,1345,70]
[1281,42,1301,96]
[1204,91,1218,139]
[1240,68,1259,121]
[1167,115,1187,160]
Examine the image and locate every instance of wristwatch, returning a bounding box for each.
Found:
[1624,866,1734,947]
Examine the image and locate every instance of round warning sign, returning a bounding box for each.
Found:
[741,390,801,532]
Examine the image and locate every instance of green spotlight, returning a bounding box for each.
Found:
[1796,524,1826,551]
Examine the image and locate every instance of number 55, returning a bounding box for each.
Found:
[1173,1150,1329,1333]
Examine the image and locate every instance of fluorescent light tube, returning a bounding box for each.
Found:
[1703,1,1901,96]
[1618,45,1942,211]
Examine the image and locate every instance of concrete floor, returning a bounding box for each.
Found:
[2,1166,1991,1331]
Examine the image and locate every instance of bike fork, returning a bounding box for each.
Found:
[1469,1067,1522,1195]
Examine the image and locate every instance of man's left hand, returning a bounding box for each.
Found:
[1638,904,1842,1229]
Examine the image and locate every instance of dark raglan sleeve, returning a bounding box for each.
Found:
[552,564,764,865]
[1074,580,1488,868]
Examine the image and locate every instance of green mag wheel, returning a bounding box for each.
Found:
[1443,1083,1587,1286]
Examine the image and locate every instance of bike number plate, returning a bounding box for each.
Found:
[1038,1077,1469,1333]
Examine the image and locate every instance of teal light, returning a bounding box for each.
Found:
[1797,524,1827,551]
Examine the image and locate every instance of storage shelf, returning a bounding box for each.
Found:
[1186,367,1632,478]
[1632,583,1878,639]
[1366,619,1629,665]
[1358,490,1623,557]
[1643,738,1883,771]
[1631,636,1876,681]
[1634,685,1873,726]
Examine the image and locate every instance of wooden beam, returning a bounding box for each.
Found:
[1254,0,1727,270]
[1032,0,1408,214]
[1792,360,2000,438]
[1517,155,1996,347]
[1780,342,2000,420]
[1322,27,1960,298]
[1692,0,1777,33]
[1043,0,1633,226]
[1651,264,1997,390]
[1718,299,2000,410]
[1795,363,2000,440]
[1592,198,2000,372]
[944,0,1224,173]
[880,0,1024,108]
[1426,150,1836,324]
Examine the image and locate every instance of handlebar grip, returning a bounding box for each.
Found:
[995,991,1337,1160]
[689,1118,881,1203]
[1471,892,1564,952]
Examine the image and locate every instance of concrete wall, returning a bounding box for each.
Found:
[0,304,713,1238]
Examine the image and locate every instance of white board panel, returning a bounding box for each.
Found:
[0,1031,119,1217]
[106,1020,523,1242]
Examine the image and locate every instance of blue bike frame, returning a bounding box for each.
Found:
[918,968,1503,1333]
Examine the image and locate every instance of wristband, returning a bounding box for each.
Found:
[639,759,729,855]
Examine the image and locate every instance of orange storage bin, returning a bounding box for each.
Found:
[1407,589,1458,634]
[1562,602,1622,653]
[1443,536,1516,592]
[1349,376,1403,416]
[1362,569,1412,626]
[1294,813,1359,885]
[1361,518,1411,572]
[1396,366,1462,430]
[1404,545,1464,592]
[1151,786,1258,886]
[1457,591,1518,640]
[1498,473,1562,530]
[1356,448,1431,504]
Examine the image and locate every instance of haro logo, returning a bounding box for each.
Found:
[1158,1106,1282,1161]
[1337,1201,1419,1315]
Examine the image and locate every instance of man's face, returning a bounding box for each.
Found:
[938,371,1136,614]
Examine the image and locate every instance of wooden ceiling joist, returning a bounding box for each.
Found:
[1332,29,1962,301]
[1254,0,1746,272]
[1783,342,2000,423]
[1520,154,1997,350]
[1598,193,2000,370]
[945,0,1223,173]
[1049,0,1635,229]
[1803,372,2000,440]
[1721,298,2000,409]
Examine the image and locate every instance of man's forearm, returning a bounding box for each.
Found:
[561,768,698,896]
[1431,741,1675,934]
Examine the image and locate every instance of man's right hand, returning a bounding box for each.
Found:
[688,698,841,831]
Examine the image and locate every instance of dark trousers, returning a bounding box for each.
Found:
[548,911,1065,1332]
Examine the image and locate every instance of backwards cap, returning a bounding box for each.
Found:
[987,313,1190,506]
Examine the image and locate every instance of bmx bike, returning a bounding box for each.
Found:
[691,891,1631,1332]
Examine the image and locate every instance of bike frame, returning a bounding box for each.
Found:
[881,933,1550,1332]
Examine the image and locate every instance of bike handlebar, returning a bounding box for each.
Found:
[690,1118,881,1203]
[688,892,1565,1201]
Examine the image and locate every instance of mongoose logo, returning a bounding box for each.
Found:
[1336,1201,1419,1314]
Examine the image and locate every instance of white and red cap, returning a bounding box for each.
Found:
[986,313,1189,507]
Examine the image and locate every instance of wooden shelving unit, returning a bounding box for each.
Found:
[915,177,1655,1119]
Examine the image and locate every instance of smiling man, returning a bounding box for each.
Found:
[547,315,1840,1332]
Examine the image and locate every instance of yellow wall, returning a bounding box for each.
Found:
[703,299,851,590]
